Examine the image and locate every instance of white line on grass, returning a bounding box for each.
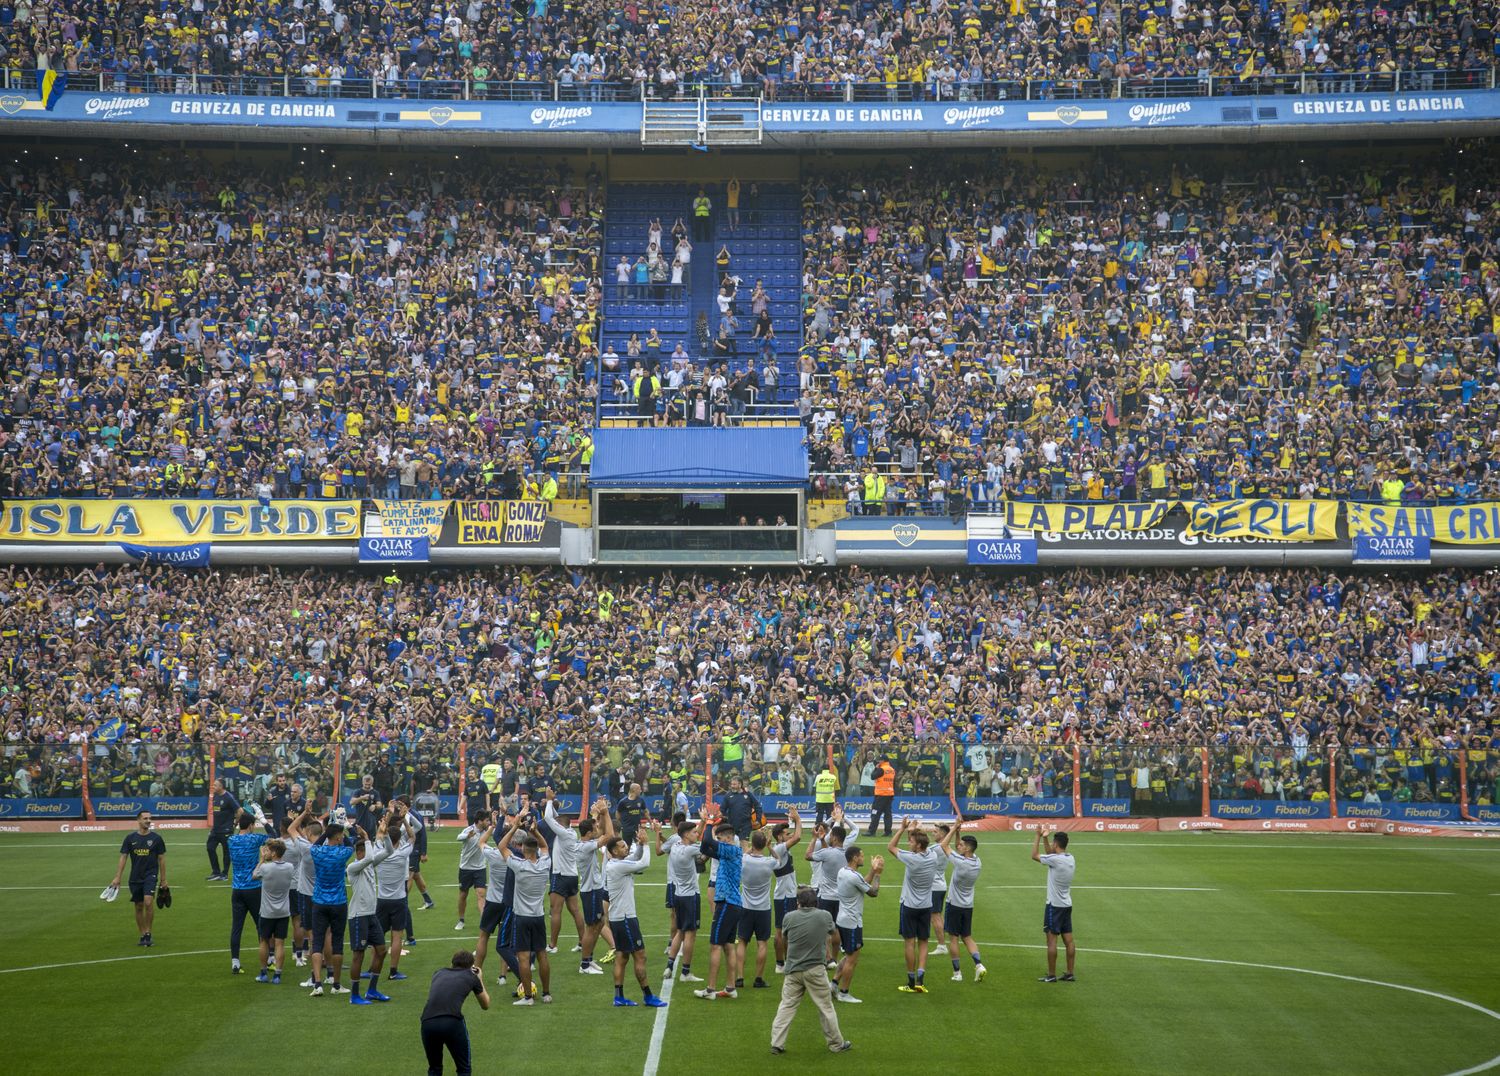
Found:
[642,957,675,1076]
[0,949,223,974]
[1272,889,1456,896]
[984,885,1219,892]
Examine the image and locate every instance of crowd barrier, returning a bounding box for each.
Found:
[3,744,1493,840]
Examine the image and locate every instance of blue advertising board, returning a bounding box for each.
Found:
[358,536,430,563]
[1340,802,1461,823]
[2,87,1490,142]
[0,798,85,818]
[1081,798,1133,817]
[754,795,955,818]
[1352,535,1432,564]
[963,796,1073,817]
[1470,804,1500,825]
[1210,799,1331,820]
[94,797,208,818]
[967,537,1038,565]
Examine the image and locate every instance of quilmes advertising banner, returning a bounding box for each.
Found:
[93,797,209,818]
[0,499,361,542]
[1210,799,1332,820]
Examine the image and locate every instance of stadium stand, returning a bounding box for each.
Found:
[3,0,1496,101]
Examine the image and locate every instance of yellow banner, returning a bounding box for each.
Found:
[1180,499,1340,541]
[373,500,450,540]
[454,500,549,545]
[1348,502,1500,545]
[997,501,1171,534]
[0,499,361,542]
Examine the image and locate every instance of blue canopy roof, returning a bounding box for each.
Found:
[590,428,808,488]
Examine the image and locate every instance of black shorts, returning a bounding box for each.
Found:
[408,852,422,874]
[665,882,675,910]
[672,893,701,933]
[1044,904,1073,936]
[258,915,290,941]
[899,903,931,941]
[930,890,946,915]
[708,901,741,946]
[514,914,546,954]
[838,925,863,954]
[295,891,314,931]
[944,905,973,938]
[817,897,839,923]
[611,916,644,954]
[376,897,409,934]
[582,888,607,926]
[550,874,579,898]
[774,896,797,928]
[736,908,771,943]
[129,873,158,904]
[478,900,506,935]
[458,868,485,892]
[349,913,385,952]
[311,903,349,954]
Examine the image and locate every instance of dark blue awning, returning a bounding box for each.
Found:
[590,428,808,488]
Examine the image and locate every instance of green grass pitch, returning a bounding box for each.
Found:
[1,831,1497,1075]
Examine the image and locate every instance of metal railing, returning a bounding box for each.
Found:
[8,66,1494,105]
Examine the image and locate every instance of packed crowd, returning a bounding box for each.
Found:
[2,565,1494,769]
[0,151,601,503]
[799,148,1500,508]
[6,0,1497,99]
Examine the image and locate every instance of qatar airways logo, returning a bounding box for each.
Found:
[943,104,1006,129]
[85,96,151,120]
[1128,101,1193,126]
[531,105,593,129]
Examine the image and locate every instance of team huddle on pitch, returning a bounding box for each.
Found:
[106,791,1079,1052]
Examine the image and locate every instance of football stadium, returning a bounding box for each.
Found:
[1,5,1500,1073]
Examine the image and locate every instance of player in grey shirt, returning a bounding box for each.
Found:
[736,831,782,989]
[889,819,938,991]
[454,813,491,931]
[768,809,804,974]
[805,807,856,965]
[658,818,704,982]
[252,839,297,983]
[833,845,883,1003]
[938,822,986,982]
[346,822,395,1001]
[374,805,418,981]
[498,816,553,1004]
[542,794,587,954]
[928,823,951,949]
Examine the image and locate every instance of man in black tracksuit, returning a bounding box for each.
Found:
[207,780,239,881]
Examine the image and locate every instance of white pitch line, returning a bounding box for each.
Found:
[642,951,675,1076]
[0,948,223,974]
[1273,889,1456,896]
[984,885,1219,892]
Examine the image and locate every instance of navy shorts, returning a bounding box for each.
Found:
[494,905,516,950]
[458,868,485,892]
[709,901,742,946]
[349,913,384,952]
[129,873,158,904]
[376,897,409,934]
[312,903,348,954]
[550,874,579,898]
[514,914,546,954]
[673,893,701,933]
[930,890,946,915]
[736,908,771,943]
[1044,904,1073,936]
[899,903,931,941]
[258,914,289,941]
[817,897,840,923]
[773,896,796,928]
[582,888,607,926]
[478,900,506,935]
[838,925,863,954]
[665,882,675,910]
[944,904,973,938]
[611,916,644,954]
[296,892,314,931]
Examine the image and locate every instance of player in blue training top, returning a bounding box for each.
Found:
[227,806,276,974]
[694,808,745,1000]
[290,807,355,996]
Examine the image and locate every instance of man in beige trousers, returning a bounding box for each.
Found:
[770,887,853,1055]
